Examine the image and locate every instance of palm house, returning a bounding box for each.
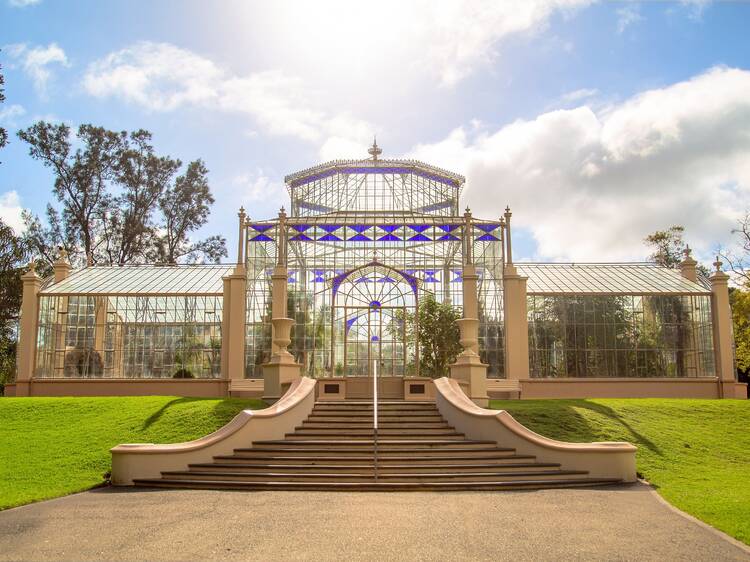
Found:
[9,142,746,400]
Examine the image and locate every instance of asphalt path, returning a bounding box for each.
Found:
[0,483,747,561]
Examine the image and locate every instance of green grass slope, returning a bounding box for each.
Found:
[490,398,750,545]
[0,396,264,510]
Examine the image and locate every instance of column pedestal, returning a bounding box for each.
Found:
[449,318,489,406]
[263,318,302,403]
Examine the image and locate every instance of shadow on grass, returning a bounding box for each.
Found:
[576,400,662,455]
[140,397,204,430]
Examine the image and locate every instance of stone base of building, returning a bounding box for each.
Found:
[3,376,746,400]
[3,378,229,397]
[497,377,748,400]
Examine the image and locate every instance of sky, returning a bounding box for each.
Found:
[1,0,749,266]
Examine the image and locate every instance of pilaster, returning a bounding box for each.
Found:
[221,264,247,384]
[16,263,42,396]
[503,263,530,381]
[709,258,735,396]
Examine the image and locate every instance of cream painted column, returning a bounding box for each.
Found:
[502,207,530,382]
[264,208,299,402]
[16,263,42,396]
[710,258,736,398]
[449,208,488,406]
[680,246,698,283]
[222,265,247,383]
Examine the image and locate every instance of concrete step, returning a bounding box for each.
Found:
[133,478,623,492]
[246,440,502,450]
[300,422,452,429]
[212,454,538,465]
[189,462,563,473]
[305,415,446,423]
[226,448,518,458]
[285,431,466,439]
[160,469,589,483]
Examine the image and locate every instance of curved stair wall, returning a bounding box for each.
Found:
[434,377,637,482]
[111,377,317,485]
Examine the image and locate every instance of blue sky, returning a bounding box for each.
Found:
[1,0,749,265]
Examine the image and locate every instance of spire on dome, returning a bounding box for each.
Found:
[367,136,382,161]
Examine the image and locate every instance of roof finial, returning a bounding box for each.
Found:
[368,136,382,161]
[713,255,723,272]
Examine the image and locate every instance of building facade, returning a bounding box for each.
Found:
[7,144,746,399]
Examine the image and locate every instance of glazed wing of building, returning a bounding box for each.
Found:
[14,147,741,399]
[520,264,715,378]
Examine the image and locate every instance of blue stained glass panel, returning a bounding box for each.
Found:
[348,234,372,242]
[438,234,460,241]
[377,276,396,283]
[320,224,342,233]
[476,233,499,241]
[350,224,370,233]
[371,335,379,342]
[407,224,430,233]
[378,225,400,233]
[290,234,312,241]
[408,234,431,242]
[377,234,401,242]
[319,234,342,241]
[250,224,274,232]
[291,224,311,232]
[438,224,461,232]
[250,234,273,242]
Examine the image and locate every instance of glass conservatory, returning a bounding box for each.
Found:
[11,141,743,400]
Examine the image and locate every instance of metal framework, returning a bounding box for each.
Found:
[244,144,506,379]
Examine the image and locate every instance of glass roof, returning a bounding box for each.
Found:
[517,263,711,295]
[40,265,235,296]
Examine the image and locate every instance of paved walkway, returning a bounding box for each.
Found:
[0,483,747,561]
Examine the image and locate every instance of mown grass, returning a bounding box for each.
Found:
[489,398,750,545]
[0,396,264,510]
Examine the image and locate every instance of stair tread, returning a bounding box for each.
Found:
[133,478,623,490]
[192,462,560,469]
[166,470,585,478]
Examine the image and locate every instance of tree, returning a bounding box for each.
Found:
[393,294,462,378]
[0,219,27,389]
[18,122,227,267]
[720,212,750,286]
[0,54,7,160]
[155,159,226,264]
[99,130,180,265]
[644,225,710,277]
[730,288,750,372]
[18,122,124,266]
[645,226,686,268]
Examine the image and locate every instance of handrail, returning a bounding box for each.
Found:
[373,359,378,482]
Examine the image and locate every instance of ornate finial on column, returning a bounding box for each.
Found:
[504,206,513,265]
[237,207,247,265]
[683,245,692,260]
[713,256,723,273]
[28,260,37,274]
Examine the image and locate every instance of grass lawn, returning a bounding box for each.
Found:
[0,396,264,510]
[490,398,750,546]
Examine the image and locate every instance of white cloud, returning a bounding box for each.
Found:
[0,103,26,127]
[256,0,594,88]
[616,4,643,34]
[0,191,25,233]
[232,170,286,208]
[6,42,69,98]
[560,88,599,103]
[83,42,372,156]
[8,0,41,6]
[408,66,750,262]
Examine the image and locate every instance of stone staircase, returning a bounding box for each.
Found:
[133,401,622,491]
